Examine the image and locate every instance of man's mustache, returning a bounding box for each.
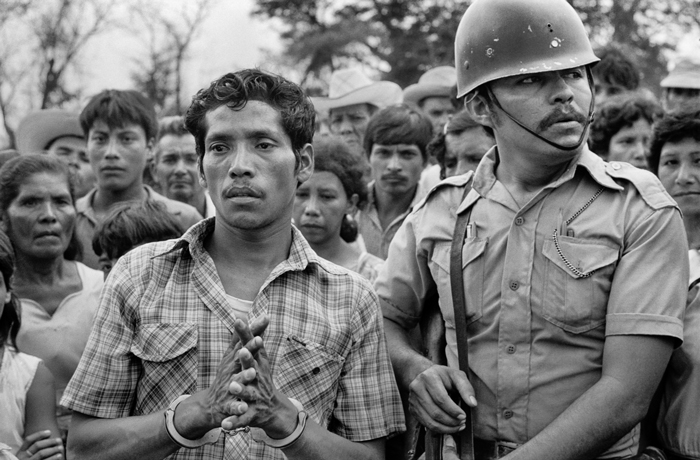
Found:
[537,109,587,132]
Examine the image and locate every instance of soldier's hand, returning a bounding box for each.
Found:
[408,364,476,434]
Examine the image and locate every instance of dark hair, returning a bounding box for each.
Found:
[648,106,700,175]
[589,93,662,156]
[428,110,493,179]
[154,116,190,161]
[80,89,158,141]
[184,69,315,176]
[592,46,641,92]
[0,155,82,261]
[0,230,21,350]
[92,200,184,260]
[312,136,369,242]
[363,104,433,159]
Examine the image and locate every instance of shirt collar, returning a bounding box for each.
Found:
[153,217,322,275]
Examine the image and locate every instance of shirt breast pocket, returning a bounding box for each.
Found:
[274,335,345,426]
[542,236,619,334]
[429,238,487,326]
[132,323,199,409]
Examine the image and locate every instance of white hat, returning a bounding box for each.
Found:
[661,56,700,90]
[312,68,403,113]
[403,66,457,106]
[16,109,84,155]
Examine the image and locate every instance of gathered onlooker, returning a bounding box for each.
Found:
[294,136,383,282]
[0,229,63,459]
[150,116,215,218]
[589,92,662,169]
[591,45,641,103]
[648,107,700,460]
[92,200,183,277]
[74,90,202,269]
[356,104,433,259]
[0,155,103,441]
[427,110,495,180]
[660,56,700,113]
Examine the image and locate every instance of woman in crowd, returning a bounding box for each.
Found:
[294,135,383,282]
[648,107,700,460]
[589,92,662,169]
[0,155,103,441]
[0,229,63,459]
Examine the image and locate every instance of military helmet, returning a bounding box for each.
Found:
[455,0,599,98]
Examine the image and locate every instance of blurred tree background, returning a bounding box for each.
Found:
[0,0,698,147]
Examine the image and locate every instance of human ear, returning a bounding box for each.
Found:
[466,92,496,130]
[295,144,314,184]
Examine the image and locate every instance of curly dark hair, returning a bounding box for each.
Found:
[311,136,369,242]
[648,106,700,175]
[184,69,315,176]
[589,93,662,157]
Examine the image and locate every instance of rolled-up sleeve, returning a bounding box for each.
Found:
[605,204,686,343]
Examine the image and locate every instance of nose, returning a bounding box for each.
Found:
[303,194,320,216]
[104,138,120,159]
[173,158,187,175]
[676,162,696,185]
[387,152,402,171]
[39,201,58,222]
[338,116,354,135]
[551,73,575,105]
[228,144,255,177]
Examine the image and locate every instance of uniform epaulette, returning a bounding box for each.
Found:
[604,161,676,211]
[413,171,474,212]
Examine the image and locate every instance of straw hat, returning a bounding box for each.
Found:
[403,66,457,106]
[661,57,700,89]
[16,109,84,155]
[312,68,403,113]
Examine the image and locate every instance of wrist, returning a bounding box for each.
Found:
[263,396,301,439]
[251,398,308,449]
[165,395,221,448]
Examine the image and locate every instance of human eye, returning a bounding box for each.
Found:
[257,141,275,150]
[90,133,106,144]
[208,143,228,154]
[564,68,585,79]
[295,189,309,199]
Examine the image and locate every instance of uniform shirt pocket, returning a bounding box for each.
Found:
[429,238,487,326]
[274,335,345,426]
[542,236,619,334]
[131,322,198,411]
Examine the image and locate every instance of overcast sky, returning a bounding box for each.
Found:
[79,0,282,98]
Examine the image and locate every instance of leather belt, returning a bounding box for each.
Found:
[473,438,520,460]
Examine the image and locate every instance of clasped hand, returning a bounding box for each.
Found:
[206,316,298,439]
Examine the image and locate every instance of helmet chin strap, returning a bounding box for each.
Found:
[486,67,596,152]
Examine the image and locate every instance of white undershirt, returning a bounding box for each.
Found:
[225,294,254,322]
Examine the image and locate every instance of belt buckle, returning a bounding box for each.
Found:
[496,440,519,457]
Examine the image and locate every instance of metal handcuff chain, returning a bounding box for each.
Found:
[552,186,605,278]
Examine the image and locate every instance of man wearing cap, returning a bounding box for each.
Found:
[377,0,686,459]
[403,66,458,133]
[16,109,95,198]
[313,68,403,155]
[660,56,700,112]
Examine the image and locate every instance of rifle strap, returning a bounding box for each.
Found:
[449,180,475,460]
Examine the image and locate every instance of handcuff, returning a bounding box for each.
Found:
[164,394,308,450]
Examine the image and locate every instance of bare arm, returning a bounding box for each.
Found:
[17,362,63,460]
[383,316,476,434]
[503,335,674,460]
[67,317,270,460]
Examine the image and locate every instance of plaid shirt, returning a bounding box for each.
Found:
[62,218,405,459]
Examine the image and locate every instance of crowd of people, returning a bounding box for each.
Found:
[0,0,699,459]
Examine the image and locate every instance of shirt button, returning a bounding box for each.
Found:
[611,162,621,170]
[503,409,514,419]
[509,281,519,291]
[515,217,524,226]
[506,344,516,354]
